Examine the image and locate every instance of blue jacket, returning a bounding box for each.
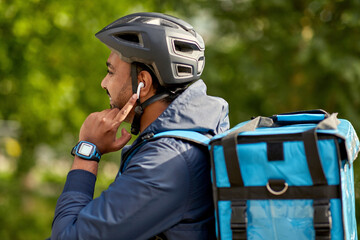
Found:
[51,80,229,240]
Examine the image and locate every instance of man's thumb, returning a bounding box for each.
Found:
[113,128,132,150]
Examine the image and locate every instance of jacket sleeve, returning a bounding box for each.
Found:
[51,138,194,240]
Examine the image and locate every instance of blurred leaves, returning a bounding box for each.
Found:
[1,0,360,239]
[200,0,360,123]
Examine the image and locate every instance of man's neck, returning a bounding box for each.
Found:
[139,100,170,133]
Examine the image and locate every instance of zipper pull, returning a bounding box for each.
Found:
[141,132,154,141]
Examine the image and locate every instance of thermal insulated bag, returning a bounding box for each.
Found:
[208,110,359,240]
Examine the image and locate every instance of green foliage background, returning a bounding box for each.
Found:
[1,0,360,239]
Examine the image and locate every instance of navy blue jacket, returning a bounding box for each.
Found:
[51,80,229,240]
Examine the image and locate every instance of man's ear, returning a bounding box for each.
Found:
[137,70,155,99]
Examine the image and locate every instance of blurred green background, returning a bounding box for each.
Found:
[1,0,360,239]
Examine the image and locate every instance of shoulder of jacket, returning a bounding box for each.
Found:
[121,134,207,174]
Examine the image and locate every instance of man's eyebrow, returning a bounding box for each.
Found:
[106,61,115,69]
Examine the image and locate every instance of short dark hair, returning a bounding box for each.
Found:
[135,62,186,104]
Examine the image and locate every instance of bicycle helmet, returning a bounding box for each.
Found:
[96,12,205,88]
[96,12,205,134]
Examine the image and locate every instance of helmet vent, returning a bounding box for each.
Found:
[174,40,199,54]
[131,16,179,29]
[160,19,179,29]
[176,64,193,77]
[115,33,140,45]
[197,57,205,74]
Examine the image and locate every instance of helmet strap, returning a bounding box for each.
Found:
[130,62,170,134]
[130,62,141,134]
[131,63,138,94]
[131,92,170,135]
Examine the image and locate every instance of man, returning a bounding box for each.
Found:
[51,12,229,239]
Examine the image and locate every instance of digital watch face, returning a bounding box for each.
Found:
[78,143,94,157]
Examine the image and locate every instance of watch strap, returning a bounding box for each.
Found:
[71,141,102,162]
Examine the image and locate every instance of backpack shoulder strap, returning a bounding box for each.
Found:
[152,130,210,146]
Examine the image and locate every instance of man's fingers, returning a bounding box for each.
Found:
[112,128,132,151]
[105,108,120,119]
[114,94,137,122]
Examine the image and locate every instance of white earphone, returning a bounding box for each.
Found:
[136,82,144,100]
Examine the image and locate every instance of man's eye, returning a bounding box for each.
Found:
[107,69,113,75]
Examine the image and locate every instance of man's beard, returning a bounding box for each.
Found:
[106,89,119,109]
[110,103,119,109]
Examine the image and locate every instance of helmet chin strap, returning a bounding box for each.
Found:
[131,92,170,135]
[130,63,170,135]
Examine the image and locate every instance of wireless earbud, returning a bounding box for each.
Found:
[136,82,144,100]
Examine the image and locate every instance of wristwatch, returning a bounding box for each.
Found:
[71,141,102,162]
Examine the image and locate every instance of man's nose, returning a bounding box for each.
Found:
[101,77,107,89]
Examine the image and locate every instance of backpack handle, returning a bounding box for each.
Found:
[269,109,330,125]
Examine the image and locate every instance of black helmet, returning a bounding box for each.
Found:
[95,12,205,88]
[96,12,205,135]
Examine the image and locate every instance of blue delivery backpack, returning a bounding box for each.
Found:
[206,110,359,240]
[122,110,359,240]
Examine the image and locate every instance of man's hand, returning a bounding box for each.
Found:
[79,94,137,155]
